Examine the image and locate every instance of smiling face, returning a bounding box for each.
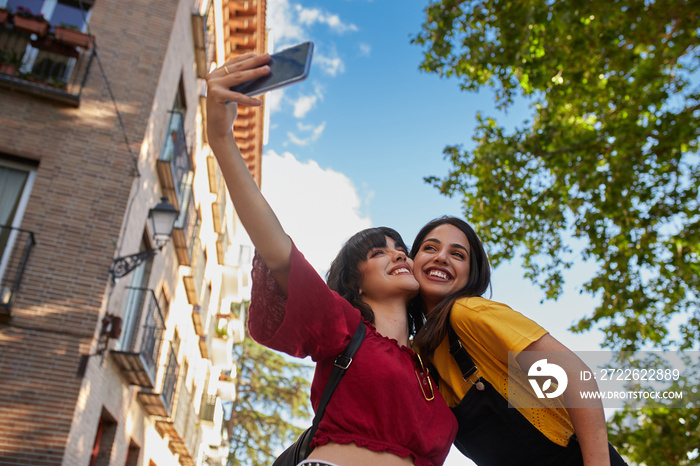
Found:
[412,224,471,313]
[358,236,420,302]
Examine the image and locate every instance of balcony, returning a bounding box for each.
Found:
[209,315,244,369]
[191,305,204,336]
[217,369,237,402]
[198,335,208,359]
[211,192,225,234]
[110,288,165,388]
[192,0,216,79]
[137,343,179,417]
[215,228,229,265]
[192,281,211,336]
[182,238,206,305]
[172,183,200,266]
[200,393,217,423]
[154,376,200,466]
[0,17,95,106]
[0,225,35,322]
[156,111,192,213]
[206,155,221,194]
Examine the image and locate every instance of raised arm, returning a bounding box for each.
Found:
[206,53,292,295]
[517,334,611,466]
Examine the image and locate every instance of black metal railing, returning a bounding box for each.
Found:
[0,20,95,106]
[216,228,229,265]
[184,409,200,459]
[112,287,165,386]
[200,393,216,422]
[161,344,179,414]
[173,372,191,435]
[191,238,206,300]
[159,111,191,206]
[172,179,200,266]
[0,225,35,314]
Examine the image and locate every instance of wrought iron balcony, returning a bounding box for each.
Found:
[200,393,217,423]
[183,237,206,305]
[156,111,192,212]
[153,374,199,466]
[216,227,229,265]
[137,343,179,417]
[110,288,165,388]
[172,181,199,266]
[191,283,210,336]
[0,225,35,321]
[0,19,95,106]
[192,0,216,79]
[211,177,226,234]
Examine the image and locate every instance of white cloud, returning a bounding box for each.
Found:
[288,84,324,118]
[267,0,358,45]
[292,94,319,118]
[267,0,305,42]
[261,150,372,274]
[287,121,326,146]
[266,88,285,114]
[315,53,345,76]
[296,6,358,34]
[358,43,372,57]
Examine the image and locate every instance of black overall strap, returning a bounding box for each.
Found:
[306,321,366,443]
[447,324,478,380]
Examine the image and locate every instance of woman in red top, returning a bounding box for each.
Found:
[206,54,457,466]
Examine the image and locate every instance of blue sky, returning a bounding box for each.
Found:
[258,2,608,462]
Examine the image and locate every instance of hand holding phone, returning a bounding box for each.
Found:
[229,42,314,96]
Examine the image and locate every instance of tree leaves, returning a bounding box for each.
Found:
[414,0,700,352]
[227,336,312,466]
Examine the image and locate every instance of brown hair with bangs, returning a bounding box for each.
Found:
[326,227,423,335]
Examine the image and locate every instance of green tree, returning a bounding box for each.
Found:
[413,0,699,352]
[608,406,700,466]
[226,335,312,466]
[413,1,699,463]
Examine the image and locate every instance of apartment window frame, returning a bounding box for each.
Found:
[0,158,36,283]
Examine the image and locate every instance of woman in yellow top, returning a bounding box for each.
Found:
[409,216,627,466]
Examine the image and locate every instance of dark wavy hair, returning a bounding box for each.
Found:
[326,227,423,335]
[409,216,492,361]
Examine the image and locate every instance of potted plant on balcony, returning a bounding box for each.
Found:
[54,23,92,48]
[214,326,229,339]
[0,51,21,77]
[12,6,49,37]
[0,7,9,25]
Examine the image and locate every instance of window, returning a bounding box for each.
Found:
[159,81,191,209]
[0,159,36,284]
[89,409,117,466]
[116,234,154,352]
[0,159,35,229]
[4,1,94,90]
[124,440,140,466]
[6,0,94,30]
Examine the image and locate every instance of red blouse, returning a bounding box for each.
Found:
[248,243,457,466]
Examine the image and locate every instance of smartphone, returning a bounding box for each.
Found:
[230,41,314,96]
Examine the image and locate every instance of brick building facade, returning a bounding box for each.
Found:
[0,0,267,465]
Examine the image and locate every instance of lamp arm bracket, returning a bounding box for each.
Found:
[109,246,163,280]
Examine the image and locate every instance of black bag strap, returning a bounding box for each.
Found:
[447,324,483,391]
[303,321,366,449]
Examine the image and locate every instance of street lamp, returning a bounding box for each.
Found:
[109,197,179,280]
